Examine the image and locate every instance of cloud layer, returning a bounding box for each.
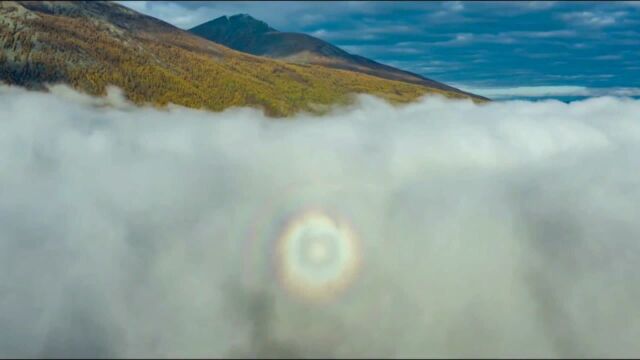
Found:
[1,86,640,358]
[454,85,640,99]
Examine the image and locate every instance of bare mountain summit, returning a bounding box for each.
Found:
[189,14,486,101]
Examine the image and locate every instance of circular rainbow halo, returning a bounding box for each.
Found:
[275,209,361,303]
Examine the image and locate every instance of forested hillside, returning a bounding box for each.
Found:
[0,1,479,116]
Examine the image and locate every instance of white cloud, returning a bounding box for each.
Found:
[310,28,329,38]
[431,32,475,46]
[116,0,148,13]
[298,13,327,26]
[433,32,517,46]
[442,1,465,12]
[509,29,577,38]
[594,54,623,61]
[487,1,557,12]
[456,85,640,99]
[116,1,367,30]
[561,10,627,27]
[115,0,214,28]
[519,1,557,10]
[2,86,640,357]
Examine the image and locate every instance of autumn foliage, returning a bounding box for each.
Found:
[1,1,470,117]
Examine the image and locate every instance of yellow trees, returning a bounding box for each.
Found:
[1,6,465,117]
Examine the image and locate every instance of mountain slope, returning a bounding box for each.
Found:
[0,1,481,117]
[189,14,486,101]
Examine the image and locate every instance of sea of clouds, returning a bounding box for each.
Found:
[1,84,640,358]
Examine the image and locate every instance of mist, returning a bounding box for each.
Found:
[1,85,640,358]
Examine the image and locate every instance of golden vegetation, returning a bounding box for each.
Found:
[1,2,472,117]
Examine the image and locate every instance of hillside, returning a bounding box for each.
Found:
[189,14,486,101]
[0,1,483,117]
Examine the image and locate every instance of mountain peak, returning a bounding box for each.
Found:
[188,14,487,101]
[211,15,228,22]
[190,13,276,42]
[229,13,253,20]
[228,13,276,31]
[189,13,277,53]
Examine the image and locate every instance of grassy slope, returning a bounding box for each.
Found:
[0,1,474,117]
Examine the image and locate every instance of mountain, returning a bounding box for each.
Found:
[0,2,484,117]
[189,14,485,101]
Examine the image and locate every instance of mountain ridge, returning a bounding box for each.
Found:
[189,14,487,101]
[0,1,486,117]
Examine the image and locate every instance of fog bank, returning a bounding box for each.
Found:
[1,85,640,358]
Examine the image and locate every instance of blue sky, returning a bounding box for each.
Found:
[119,1,640,100]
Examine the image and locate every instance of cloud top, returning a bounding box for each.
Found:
[1,86,640,358]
